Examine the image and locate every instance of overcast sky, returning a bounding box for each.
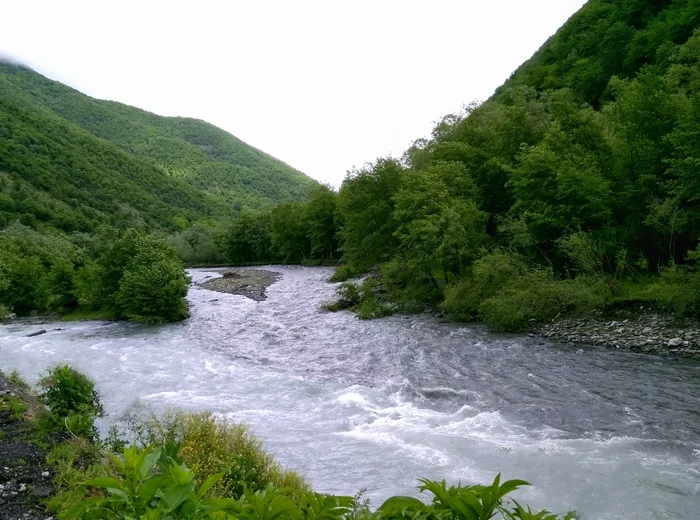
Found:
[2,0,586,187]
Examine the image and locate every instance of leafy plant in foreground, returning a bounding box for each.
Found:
[38,364,103,440]
[376,475,577,520]
[65,445,231,518]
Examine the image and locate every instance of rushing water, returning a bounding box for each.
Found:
[1,267,699,519]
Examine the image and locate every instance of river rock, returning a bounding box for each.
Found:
[668,338,683,347]
[25,330,47,337]
[642,327,652,334]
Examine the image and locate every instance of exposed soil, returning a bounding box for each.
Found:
[0,377,54,520]
[199,269,281,302]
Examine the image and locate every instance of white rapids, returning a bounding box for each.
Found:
[1,267,699,519]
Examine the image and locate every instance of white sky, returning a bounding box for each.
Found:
[1,0,586,187]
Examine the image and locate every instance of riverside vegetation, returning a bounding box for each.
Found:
[216,2,700,337]
[5,2,700,334]
[0,366,577,519]
[0,224,189,324]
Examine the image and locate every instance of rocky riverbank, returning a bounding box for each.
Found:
[0,376,55,520]
[537,309,700,358]
[199,269,281,301]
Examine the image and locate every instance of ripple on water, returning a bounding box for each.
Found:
[0,266,699,518]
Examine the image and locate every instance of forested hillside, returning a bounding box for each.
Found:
[0,61,317,232]
[502,0,700,105]
[223,0,700,330]
[0,60,319,322]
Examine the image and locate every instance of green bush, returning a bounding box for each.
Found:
[46,437,108,515]
[64,445,231,519]
[117,258,190,324]
[329,265,360,283]
[0,394,28,419]
[441,251,529,321]
[38,365,103,439]
[378,260,442,311]
[479,272,604,332]
[8,369,29,390]
[127,410,308,499]
[356,297,393,320]
[65,456,575,520]
[650,263,700,318]
[442,250,607,331]
[378,475,577,520]
[77,229,191,323]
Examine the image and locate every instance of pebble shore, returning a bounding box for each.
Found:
[537,309,700,358]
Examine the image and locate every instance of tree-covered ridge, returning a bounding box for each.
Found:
[501,0,700,105]
[0,94,230,232]
[218,3,700,331]
[0,61,317,230]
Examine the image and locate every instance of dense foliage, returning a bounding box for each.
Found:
[219,2,700,330]
[38,364,104,440]
[0,60,323,315]
[0,61,317,233]
[0,224,189,323]
[4,1,700,328]
[220,185,340,265]
[18,366,574,519]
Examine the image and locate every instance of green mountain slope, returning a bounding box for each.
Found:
[286,0,700,329]
[0,61,317,231]
[500,0,700,104]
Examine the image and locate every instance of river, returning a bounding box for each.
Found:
[1,267,699,519]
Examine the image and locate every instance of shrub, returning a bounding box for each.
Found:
[0,303,11,320]
[442,250,607,331]
[38,365,103,439]
[0,394,28,419]
[441,251,529,321]
[377,475,577,520]
[651,263,700,318]
[356,297,393,320]
[127,410,308,499]
[378,260,442,309]
[479,273,605,332]
[8,370,29,390]
[64,445,232,519]
[96,230,190,323]
[441,277,481,321]
[329,265,360,283]
[117,258,190,323]
[46,438,108,516]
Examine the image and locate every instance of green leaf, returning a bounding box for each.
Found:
[158,484,192,513]
[198,471,224,498]
[84,477,125,492]
[139,447,162,480]
[497,479,530,499]
[136,475,165,505]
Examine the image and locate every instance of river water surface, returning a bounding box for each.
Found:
[1,267,699,519]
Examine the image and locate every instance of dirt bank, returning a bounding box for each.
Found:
[0,376,55,519]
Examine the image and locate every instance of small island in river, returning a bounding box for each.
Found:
[199,269,282,301]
